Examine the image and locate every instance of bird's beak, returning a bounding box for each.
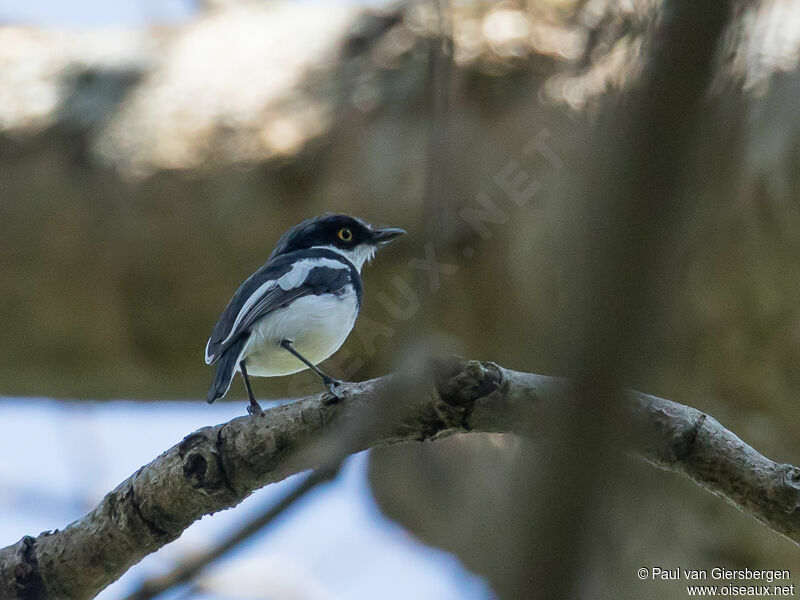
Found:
[372,227,406,245]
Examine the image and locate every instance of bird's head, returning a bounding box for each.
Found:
[270,214,406,270]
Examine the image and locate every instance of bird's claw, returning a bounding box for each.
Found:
[323,378,347,405]
[247,400,263,417]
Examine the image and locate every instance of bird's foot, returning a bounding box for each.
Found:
[247,398,263,417]
[322,377,347,405]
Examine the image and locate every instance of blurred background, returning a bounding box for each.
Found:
[1,0,800,598]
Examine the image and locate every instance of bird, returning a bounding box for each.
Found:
[204,213,405,415]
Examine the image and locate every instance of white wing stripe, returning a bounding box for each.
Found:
[277,257,349,290]
[214,257,350,354]
[215,279,277,352]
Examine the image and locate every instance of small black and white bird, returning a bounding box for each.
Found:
[205,214,405,414]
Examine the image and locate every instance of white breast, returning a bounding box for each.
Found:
[240,285,359,377]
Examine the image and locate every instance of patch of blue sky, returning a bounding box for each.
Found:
[0,0,197,27]
[0,0,394,27]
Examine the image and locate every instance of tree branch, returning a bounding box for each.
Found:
[1,359,798,599]
[126,463,343,600]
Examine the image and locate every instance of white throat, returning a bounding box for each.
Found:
[312,244,376,272]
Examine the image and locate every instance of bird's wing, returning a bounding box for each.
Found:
[205,253,353,364]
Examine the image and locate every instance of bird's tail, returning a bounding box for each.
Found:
[207,337,247,404]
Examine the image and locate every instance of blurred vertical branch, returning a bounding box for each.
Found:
[503,2,737,599]
[422,0,455,243]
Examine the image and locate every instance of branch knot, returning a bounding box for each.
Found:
[434,359,505,408]
[12,536,45,600]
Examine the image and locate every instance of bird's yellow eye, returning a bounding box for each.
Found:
[337,227,353,242]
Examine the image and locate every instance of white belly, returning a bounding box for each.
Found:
[240,290,358,377]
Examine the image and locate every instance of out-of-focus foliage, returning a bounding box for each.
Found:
[2,0,800,597]
[1,0,796,401]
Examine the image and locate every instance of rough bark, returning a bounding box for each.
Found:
[0,359,798,599]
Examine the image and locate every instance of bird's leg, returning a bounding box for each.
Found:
[279,339,346,402]
[239,361,263,416]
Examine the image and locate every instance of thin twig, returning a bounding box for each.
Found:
[124,462,342,600]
